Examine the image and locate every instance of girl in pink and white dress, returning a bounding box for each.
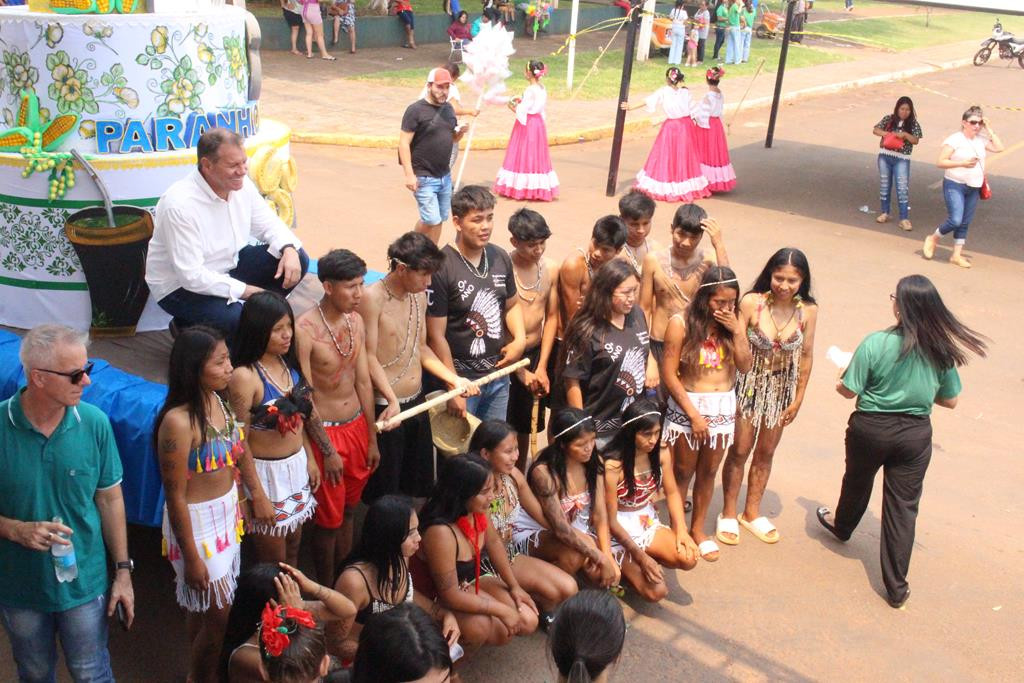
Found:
[495,60,560,201]
[622,67,710,203]
[693,66,736,192]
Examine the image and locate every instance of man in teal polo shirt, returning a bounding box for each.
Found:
[0,324,135,682]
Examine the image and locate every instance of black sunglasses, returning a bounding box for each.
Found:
[38,362,94,385]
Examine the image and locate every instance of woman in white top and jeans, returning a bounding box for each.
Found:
[923,106,1004,269]
[668,0,688,66]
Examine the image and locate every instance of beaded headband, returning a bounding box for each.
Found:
[698,278,738,289]
[622,411,661,427]
[552,416,594,440]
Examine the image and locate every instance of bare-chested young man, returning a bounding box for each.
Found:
[558,215,628,327]
[616,189,659,277]
[295,249,381,586]
[640,203,728,367]
[506,208,560,469]
[358,232,477,503]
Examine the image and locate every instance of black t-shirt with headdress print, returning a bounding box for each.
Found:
[427,244,517,380]
[561,306,650,435]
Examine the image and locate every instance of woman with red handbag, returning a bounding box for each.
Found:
[923,106,1005,269]
[872,96,922,231]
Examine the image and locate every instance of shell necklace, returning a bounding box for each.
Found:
[456,244,489,280]
[380,276,420,385]
[317,302,354,359]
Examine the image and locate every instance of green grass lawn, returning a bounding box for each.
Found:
[809,11,997,50]
[353,39,847,99]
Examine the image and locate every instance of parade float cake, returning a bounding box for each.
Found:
[0,1,296,334]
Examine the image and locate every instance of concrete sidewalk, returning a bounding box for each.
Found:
[259,37,980,149]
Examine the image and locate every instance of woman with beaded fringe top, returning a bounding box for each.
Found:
[719,249,818,547]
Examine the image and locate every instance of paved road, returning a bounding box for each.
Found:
[3,64,1021,681]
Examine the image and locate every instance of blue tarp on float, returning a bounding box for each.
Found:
[0,329,168,527]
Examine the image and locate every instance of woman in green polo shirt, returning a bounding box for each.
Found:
[817,274,986,608]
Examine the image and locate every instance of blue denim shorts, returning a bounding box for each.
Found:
[414,173,452,225]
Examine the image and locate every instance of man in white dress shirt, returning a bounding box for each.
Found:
[146,128,308,337]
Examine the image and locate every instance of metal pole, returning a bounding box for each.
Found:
[765,0,797,149]
[567,0,581,90]
[606,2,642,197]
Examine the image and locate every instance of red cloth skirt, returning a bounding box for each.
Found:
[634,116,710,203]
[694,116,736,192]
[494,113,559,202]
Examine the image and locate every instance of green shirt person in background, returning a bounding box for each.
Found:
[818,275,987,609]
[725,0,743,64]
[0,324,134,682]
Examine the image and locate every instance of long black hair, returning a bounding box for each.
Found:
[218,563,284,682]
[888,95,917,134]
[468,419,515,454]
[549,590,626,683]
[154,325,226,451]
[418,453,492,529]
[343,495,415,602]
[681,266,741,365]
[352,603,452,683]
[230,291,302,374]
[529,407,599,502]
[891,275,987,370]
[746,247,817,305]
[602,399,663,497]
[562,259,639,366]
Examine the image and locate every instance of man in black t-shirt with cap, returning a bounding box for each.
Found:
[399,67,466,245]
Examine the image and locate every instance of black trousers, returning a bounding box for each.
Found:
[712,26,726,58]
[835,411,933,602]
[697,37,706,62]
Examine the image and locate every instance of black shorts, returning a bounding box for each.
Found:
[506,342,559,434]
[364,393,436,501]
[283,9,303,27]
[649,338,665,367]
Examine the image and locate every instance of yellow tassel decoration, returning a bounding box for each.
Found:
[202,541,212,559]
[161,538,168,557]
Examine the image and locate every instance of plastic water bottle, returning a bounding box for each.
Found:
[50,516,78,583]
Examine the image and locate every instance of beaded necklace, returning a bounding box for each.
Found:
[513,260,544,304]
[456,244,489,280]
[255,355,294,395]
[623,239,647,274]
[317,303,354,359]
[379,276,420,385]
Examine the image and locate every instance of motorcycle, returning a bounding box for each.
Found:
[973,19,1024,68]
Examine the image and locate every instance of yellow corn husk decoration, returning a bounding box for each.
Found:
[49,0,97,14]
[116,0,141,12]
[16,92,40,131]
[41,114,78,151]
[0,127,34,152]
[279,155,298,193]
[248,145,274,192]
[266,189,294,227]
[202,541,213,558]
[258,148,284,194]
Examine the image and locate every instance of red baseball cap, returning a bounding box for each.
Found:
[427,67,453,85]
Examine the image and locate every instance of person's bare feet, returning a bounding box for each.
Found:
[290,49,303,56]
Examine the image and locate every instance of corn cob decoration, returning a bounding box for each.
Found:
[49,0,98,14]
[3,92,80,200]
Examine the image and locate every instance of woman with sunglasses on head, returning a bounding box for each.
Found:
[410,454,538,652]
[559,259,657,451]
[156,326,245,683]
[333,495,459,661]
[602,399,698,601]
[229,292,321,568]
[923,106,1004,269]
[720,249,817,549]
[520,409,619,589]
[818,275,986,608]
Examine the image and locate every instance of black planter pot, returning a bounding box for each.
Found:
[64,206,154,338]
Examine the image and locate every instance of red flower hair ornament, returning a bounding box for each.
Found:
[259,603,317,659]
